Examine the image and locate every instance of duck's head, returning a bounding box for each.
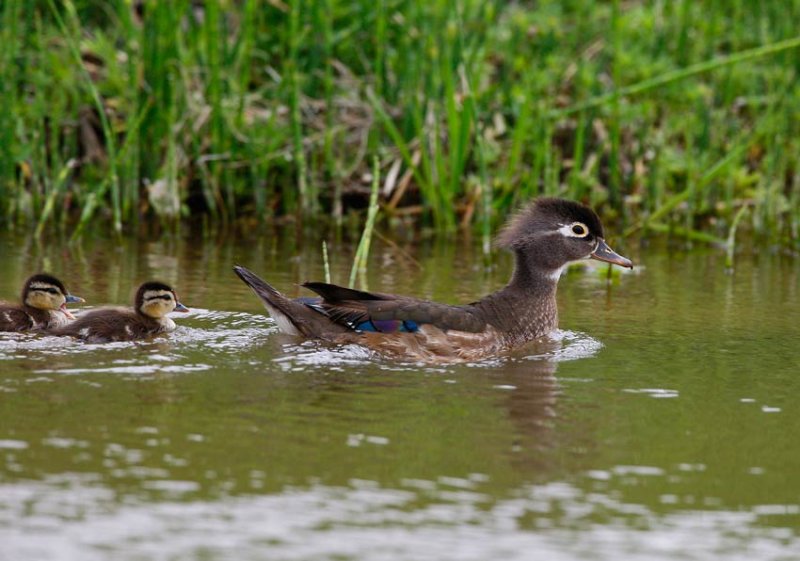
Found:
[497,198,633,279]
[22,273,84,317]
[135,281,189,319]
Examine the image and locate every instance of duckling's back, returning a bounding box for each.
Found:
[0,302,64,332]
[52,307,164,343]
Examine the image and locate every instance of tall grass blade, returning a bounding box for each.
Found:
[349,157,381,289]
[322,240,331,284]
[725,205,749,270]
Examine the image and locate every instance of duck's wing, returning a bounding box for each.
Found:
[235,265,487,339]
[302,282,486,334]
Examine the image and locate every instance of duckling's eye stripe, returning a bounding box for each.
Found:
[143,291,174,302]
[29,284,61,295]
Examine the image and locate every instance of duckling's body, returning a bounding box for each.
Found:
[53,282,188,343]
[0,274,83,332]
[235,198,633,362]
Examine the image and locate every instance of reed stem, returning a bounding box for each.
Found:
[349,157,381,289]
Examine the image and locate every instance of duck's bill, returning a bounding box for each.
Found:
[59,303,77,320]
[65,294,84,303]
[173,302,190,313]
[591,239,633,269]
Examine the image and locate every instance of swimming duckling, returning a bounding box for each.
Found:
[0,273,84,332]
[234,197,633,362]
[53,281,188,342]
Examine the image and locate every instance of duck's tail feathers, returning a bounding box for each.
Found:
[233,265,350,338]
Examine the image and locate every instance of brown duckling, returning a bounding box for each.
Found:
[0,273,84,332]
[53,281,188,343]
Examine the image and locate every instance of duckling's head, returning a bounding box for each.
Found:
[497,198,633,277]
[136,281,189,319]
[23,273,84,316]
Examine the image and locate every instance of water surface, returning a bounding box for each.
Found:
[0,231,798,560]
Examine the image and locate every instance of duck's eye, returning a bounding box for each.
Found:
[571,223,589,237]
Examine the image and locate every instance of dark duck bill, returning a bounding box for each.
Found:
[590,239,633,269]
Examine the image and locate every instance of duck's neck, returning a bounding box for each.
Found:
[474,252,561,346]
[138,310,173,329]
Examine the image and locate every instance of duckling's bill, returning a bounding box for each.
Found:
[59,305,75,320]
[61,293,84,320]
[173,302,190,313]
[590,239,633,269]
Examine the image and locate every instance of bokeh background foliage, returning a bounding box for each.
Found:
[1,0,799,245]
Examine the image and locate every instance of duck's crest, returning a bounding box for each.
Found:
[495,198,604,250]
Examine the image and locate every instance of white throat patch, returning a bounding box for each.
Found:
[547,265,566,281]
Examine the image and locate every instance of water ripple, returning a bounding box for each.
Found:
[0,477,795,561]
[1,312,604,374]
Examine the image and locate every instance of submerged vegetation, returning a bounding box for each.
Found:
[1,0,800,247]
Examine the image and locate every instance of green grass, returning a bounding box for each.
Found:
[1,0,799,249]
[349,156,381,289]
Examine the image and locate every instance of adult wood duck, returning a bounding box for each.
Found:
[0,273,84,332]
[235,198,633,362]
[53,281,188,342]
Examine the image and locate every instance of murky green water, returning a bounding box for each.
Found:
[1,230,798,560]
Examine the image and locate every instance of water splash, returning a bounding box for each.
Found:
[2,312,602,375]
[520,330,603,363]
[0,309,273,375]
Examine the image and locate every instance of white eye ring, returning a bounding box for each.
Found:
[558,222,590,238]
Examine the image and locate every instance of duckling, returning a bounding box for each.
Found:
[234,197,633,362]
[0,273,84,332]
[53,281,188,342]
